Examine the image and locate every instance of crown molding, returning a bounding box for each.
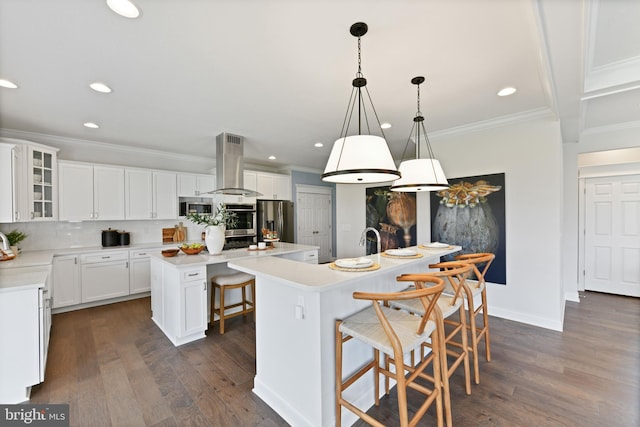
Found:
[430,108,555,140]
[580,120,640,136]
[0,128,211,165]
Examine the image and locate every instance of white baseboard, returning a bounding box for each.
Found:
[489,306,564,332]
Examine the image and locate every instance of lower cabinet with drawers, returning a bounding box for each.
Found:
[52,247,164,312]
[150,259,207,346]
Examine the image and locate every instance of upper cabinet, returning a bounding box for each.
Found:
[256,171,291,200]
[177,173,215,197]
[125,168,177,220]
[59,161,125,221]
[0,139,57,223]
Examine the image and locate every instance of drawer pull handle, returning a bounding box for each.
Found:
[188,273,198,277]
[139,252,147,256]
[102,256,111,259]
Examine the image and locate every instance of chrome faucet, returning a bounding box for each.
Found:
[0,232,9,251]
[359,227,381,255]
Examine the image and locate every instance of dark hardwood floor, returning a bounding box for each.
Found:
[30,291,639,426]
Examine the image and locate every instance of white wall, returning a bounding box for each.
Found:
[336,117,566,330]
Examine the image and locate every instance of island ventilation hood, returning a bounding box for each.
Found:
[206,132,262,197]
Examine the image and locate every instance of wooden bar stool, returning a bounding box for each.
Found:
[335,276,445,427]
[210,272,255,334]
[453,252,495,384]
[394,262,473,427]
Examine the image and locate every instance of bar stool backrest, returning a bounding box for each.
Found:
[454,253,495,288]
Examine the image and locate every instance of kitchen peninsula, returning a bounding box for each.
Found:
[149,242,319,346]
[228,245,460,427]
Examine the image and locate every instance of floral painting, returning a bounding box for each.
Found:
[429,172,506,285]
[365,187,417,254]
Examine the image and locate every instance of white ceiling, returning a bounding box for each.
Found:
[1,0,638,171]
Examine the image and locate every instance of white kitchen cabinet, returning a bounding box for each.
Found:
[0,142,20,222]
[0,139,57,222]
[125,168,177,219]
[80,251,130,303]
[0,287,40,403]
[28,145,58,221]
[129,248,164,294]
[256,171,291,200]
[59,162,125,221]
[52,254,81,308]
[150,259,207,346]
[178,173,215,197]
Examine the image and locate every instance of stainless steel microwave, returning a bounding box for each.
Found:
[179,201,214,216]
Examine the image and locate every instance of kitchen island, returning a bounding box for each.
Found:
[149,242,319,346]
[228,245,460,427]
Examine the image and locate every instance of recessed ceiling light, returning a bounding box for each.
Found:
[83,122,100,129]
[380,122,392,129]
[497,87,517,97]
[268,155,276,160]
[314,142,324,148]
[106,0,140,18]
[89,82,112,93]
[0,79,18,89]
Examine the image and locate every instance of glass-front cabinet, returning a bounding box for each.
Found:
[29,145,58,221]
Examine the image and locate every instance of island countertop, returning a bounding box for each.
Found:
[228,245,462,292]
[149,242,319,268]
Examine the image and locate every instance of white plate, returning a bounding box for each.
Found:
[335,257,373,269]
[424,242,449,248]
[385,248,417,256]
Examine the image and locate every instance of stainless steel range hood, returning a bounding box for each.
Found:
[206,132,262,196]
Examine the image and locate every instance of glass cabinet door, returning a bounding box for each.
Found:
[30,148,56,220]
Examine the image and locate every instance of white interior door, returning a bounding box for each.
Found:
[297,188,332,263]
[584,175,640,296]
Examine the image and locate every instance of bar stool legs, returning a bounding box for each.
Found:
[210,272,255,334]
[454,252,495,384]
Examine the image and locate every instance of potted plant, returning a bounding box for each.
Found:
[185,204,237,255]
[6,229,27,254]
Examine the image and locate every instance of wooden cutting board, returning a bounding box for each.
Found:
[162,228,176,242]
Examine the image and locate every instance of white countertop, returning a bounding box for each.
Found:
[150,242,319,268]
[0,264,50,292]
[228,245,462,292]
[0,250,54,270]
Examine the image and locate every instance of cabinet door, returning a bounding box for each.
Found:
[52,255,81,308]
[153,171,177,219]
[256,173,275,199]
[94,165,125,220]
[125,169,153,219]
[196,174,215,196]
[177,173,197,197]
[244,171,257,192]
[129,256,151,294]
[29,146,57,221]
[274,175,291,200]
[181,279,207,337]
[81,260,129,303]
[0,144,15,222]
[58,162,93,221]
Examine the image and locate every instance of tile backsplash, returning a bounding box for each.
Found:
[0,220,205,251]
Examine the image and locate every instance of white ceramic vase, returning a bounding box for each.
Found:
[204,225,226,255]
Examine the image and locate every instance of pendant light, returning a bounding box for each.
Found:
[322,22,400,184]
[390,76,448,192]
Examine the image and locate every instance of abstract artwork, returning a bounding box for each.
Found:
[365,187,417,254]
[430,172,506,285]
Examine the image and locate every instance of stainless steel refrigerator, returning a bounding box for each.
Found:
[256,200,294,243]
